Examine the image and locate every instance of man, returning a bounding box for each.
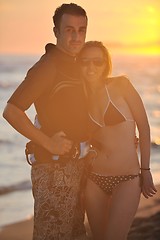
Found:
[3,3,89,240]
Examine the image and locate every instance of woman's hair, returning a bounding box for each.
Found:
[79,41,112,77]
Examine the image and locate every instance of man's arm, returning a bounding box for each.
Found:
[3,103,72,155]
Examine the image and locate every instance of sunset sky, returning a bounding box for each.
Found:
[0,0,160,55]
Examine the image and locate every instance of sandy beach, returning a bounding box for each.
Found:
[0,184,160,240]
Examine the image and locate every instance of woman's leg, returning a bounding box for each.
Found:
[85,178,111,240]
[105,176,141,240]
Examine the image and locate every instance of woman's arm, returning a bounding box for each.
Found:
[124,78,157,198]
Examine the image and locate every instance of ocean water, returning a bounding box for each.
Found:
[0,54,160,227]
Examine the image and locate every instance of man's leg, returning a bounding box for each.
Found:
[31,160,87,240]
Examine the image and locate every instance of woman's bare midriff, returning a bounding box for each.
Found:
[91,121,140,175]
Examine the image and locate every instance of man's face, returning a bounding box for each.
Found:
[55,14,87,56]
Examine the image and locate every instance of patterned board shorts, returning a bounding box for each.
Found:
[31,158,88,240]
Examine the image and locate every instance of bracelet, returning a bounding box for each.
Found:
[140,167,150,170]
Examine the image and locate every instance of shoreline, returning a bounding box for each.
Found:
[0,184,160,240]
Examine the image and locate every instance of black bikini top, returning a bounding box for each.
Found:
[89,85,134,127]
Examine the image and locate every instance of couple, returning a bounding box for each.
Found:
[3,3,156,240]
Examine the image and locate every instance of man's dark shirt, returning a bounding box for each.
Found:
[8,44,89,162]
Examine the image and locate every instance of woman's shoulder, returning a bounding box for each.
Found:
[106,75,130,88]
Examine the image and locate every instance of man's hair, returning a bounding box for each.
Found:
[53,3,87,30]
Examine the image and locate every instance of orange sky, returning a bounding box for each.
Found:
[0,0,160,55]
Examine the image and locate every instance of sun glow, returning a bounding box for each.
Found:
[0,1,160,55]
[115,45,160,56]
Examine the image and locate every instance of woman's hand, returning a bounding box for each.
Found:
[141,170,157,198]
[134,135,139,149]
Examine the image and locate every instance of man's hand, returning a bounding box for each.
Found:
[49,131,73,155]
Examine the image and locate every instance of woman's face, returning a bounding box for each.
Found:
[79,46,106,85]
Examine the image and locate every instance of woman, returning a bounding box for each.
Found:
[78,41,157,240]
